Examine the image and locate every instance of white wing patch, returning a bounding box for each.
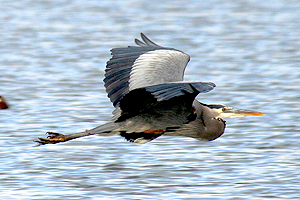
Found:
[129,50,190,91]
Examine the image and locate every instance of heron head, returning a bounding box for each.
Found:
[205,104,265,119]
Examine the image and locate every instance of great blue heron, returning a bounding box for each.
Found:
[35,33,264,146]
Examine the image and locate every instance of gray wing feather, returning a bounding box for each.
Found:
[145,81,216,101]
[104,33,177,107]
[116,81,216,122]
[134,33,161,47]
[134,38,147,46]
[140,33,160,46]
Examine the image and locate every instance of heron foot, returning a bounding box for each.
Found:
[34,132,67,146]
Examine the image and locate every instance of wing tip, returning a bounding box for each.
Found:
[189,81,216,94]
[136,32,160,47]
[135,38,146,46]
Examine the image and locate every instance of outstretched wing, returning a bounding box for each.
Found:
[117,81,216,121]
[145,81,215,102]
[104,33,190,107]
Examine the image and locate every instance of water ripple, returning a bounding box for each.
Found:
[1,0,300,199]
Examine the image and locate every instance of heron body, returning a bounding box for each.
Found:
[35,33,264,146]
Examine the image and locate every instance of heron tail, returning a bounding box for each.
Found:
[87,121,121,136]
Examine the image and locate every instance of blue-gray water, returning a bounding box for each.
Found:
[1,0,299,199]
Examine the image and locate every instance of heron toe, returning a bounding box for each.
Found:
[34,132,67,146]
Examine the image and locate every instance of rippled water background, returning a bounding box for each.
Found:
[1,0,300,199]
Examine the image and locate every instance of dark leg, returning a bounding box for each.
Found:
[34,130,95,146]
[34,122,119,146]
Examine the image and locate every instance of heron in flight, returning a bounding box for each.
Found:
[35,33,264,146]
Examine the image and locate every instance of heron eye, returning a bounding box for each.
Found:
[222,107,226,112]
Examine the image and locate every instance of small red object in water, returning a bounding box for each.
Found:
[0,96,8,109]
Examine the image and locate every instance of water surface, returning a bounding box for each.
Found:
[1,0,300,199]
